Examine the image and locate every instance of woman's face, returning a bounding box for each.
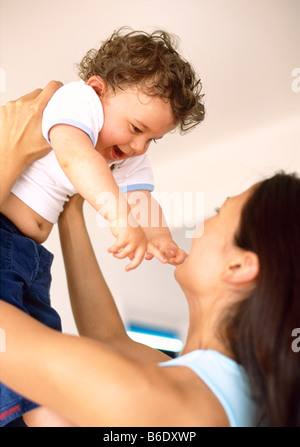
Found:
[175,188,253,295]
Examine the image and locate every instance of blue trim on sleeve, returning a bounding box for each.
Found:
[119,183,154,193]
[46,119,96,146]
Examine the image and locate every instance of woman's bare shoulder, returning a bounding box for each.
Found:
[156,363,230,427]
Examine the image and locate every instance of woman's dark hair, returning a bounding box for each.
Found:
[77,27,205,133]
[224,172,300,426]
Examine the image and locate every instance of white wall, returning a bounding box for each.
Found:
[1,0,299,345]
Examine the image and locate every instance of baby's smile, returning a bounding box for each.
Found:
[112,145,126,160]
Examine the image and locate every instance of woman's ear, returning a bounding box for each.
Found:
[86,76,107,97]
[222,251,259,285]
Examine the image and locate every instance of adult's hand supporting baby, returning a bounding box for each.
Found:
[0,80,63,206]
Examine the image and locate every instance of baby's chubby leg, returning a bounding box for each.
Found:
[23,406,77,427]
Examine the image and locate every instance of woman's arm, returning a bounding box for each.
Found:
[0,301,222,427]
[0,81,62,206]
[58,195,168,362]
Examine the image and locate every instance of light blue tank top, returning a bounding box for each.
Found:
[160,349,257,427]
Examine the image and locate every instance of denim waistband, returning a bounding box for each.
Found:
[0,214,52,261]
[0,213,25,236]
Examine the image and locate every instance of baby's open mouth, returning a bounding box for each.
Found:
[112,145,125,160]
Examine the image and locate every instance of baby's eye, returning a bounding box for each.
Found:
[214,207,220,214]
[132,124,142,134]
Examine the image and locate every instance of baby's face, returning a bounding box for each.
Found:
[95,84,176,164]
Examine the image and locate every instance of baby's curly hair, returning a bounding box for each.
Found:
[77,27,205,134]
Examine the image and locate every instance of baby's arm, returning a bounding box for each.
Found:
[49,124,147,270]
[127,190,187,265]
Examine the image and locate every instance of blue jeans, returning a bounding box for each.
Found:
[0,213,62,426]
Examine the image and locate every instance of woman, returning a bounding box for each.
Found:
[0,85,299,427]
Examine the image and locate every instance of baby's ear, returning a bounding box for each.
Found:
[222,251,259,285]
[86,76,107,97]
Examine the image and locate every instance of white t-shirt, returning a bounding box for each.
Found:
[11,82,154,223]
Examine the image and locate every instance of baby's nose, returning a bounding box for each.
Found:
[129,138,148,155]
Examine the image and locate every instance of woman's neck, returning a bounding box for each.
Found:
[181,289,235,360]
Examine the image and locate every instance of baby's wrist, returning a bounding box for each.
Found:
[109,218,140,230]
[108,206,140,229]
[149,231,173,243]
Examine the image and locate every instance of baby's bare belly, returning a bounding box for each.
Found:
[0,193,53,244]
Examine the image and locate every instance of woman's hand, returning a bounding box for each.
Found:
[0,81,63,205]
[59,193,85,220]
[0,80,63,164]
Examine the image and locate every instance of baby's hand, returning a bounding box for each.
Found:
[108,219,148,271]
[145,234,187,266]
